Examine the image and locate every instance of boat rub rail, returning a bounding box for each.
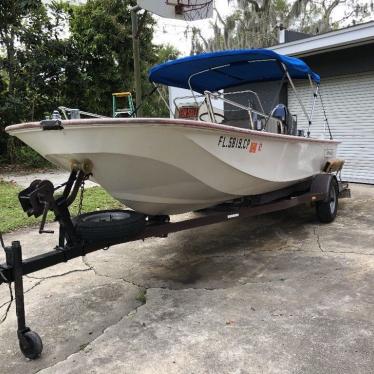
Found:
[5,118,340,145]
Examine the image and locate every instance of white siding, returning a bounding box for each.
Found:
[288,72,374,184]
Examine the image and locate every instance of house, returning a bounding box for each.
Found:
[271,21,374,184]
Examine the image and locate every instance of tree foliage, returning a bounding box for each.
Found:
[0,0,178,163]
[190,0,374,53]
[68,0,156,116]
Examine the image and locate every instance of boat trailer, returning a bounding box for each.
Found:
[0,165,350,359]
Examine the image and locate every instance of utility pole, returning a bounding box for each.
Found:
[131,5,143,117]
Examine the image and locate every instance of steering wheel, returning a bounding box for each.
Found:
[199,112,227,123]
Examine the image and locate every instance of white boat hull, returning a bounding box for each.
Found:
[6,118,339,215]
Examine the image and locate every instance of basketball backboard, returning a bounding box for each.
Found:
[137,0,214,21]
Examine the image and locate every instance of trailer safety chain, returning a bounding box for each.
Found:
[77,179,86,216]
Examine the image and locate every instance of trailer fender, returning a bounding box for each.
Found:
[310,173,337,202]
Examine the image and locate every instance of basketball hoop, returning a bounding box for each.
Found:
[167,0,213,21]
[137,0,214,21]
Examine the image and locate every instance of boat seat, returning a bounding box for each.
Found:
[270,104,297,135]
[265,117,283,134]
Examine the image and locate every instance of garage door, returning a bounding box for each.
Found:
[288,72,374,184]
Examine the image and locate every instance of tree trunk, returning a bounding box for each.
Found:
[5,28,16,96]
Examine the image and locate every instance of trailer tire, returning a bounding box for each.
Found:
[73,210,146,244]
[315,178,339,223]
[19,330,43,359]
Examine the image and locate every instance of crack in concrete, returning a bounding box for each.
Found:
[82,256,144,288]
[82,240,355,294]
[0,278,48,325]
[0,303,12,324]
[82,257,263,292]
[323,250,374,256]
[279,247,374,257]
[313,226,325,253]
[0,298,11,310]
[36,289,148,374]
[82,255,291,292]
[0,277,49,325]
[2,240,372,326]
[34,267,302,373]
[0,282,13,324]
[0,275,46,325]
[196,245,290,259]
[7,246,374,370]
[25,268,92,281]
[3,228,372,364]
[0,269,92,325]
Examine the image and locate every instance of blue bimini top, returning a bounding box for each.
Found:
[148,49,320,93]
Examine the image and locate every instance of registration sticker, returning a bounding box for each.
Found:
[248,142,263,153]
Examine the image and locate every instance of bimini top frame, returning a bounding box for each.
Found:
[148,49,320,93]
[149,49,330,138]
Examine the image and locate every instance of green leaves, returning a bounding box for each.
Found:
[0,0,177,163]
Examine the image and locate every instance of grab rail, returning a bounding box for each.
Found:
[220,89,265,115]
[204,91,271,121]
[204,91,284,132]
[58,106,110,120]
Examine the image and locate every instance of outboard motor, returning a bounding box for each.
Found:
[271,104,297,135]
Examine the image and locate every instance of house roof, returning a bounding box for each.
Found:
[270,21,374,57]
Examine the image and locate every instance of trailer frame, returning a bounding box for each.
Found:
[0,169,350,359]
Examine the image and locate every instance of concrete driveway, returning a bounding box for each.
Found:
[0,184,373,374]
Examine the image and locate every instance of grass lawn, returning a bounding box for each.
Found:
[0,180,123,233]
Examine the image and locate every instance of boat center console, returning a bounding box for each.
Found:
[173,89,303,136]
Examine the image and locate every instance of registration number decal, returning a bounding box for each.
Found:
[218,136,250,149]
[249,142,262,153]
[218,136,262,153]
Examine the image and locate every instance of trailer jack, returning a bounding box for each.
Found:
[1,240,43,359]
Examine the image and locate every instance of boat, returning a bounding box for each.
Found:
[5,49,339,215]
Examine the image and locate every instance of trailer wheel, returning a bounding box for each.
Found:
[74,210,146,244]
[19,330,43,359]
[315,178,338,223]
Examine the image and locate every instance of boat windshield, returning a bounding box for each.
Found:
[173,86,297,135]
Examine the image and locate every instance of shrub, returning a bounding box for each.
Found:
[14,145,52,168]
